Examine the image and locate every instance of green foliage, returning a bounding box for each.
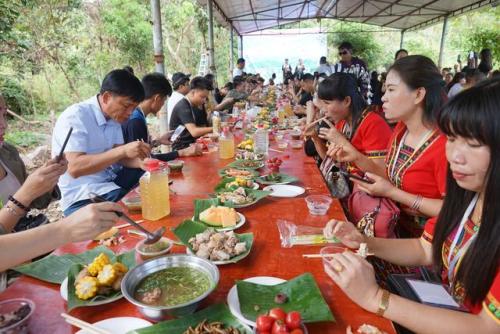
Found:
[5,130,45,148]
[464,29,499,67]
[0,75,45,115]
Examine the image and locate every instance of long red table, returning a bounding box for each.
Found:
[0,135,396,334]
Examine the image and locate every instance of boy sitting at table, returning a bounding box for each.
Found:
[52,69,151,217]
[118,72,202,190]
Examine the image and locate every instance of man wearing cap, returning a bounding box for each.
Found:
[166,72,190,126]
[233,58,245,78]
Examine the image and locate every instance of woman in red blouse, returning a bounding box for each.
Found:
[307,73,392,198]
[334,56,448,237]
[323,78,500,332]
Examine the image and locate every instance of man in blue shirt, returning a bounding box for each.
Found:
[52,69,150,216]
[118,73,201,190]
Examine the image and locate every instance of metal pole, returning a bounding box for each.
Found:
[239,35,244,58]
[399,29,405,50]
[438,16,449,69]
[229,27,234,74]
[150,0,165,74]
[207,0,216,79]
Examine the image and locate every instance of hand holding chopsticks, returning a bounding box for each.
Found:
[61,313,112,334]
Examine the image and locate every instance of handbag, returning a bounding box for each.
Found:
[348,184,400,238]
[320,158,350,199]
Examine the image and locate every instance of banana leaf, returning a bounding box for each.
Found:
[193,198,221,221]
[128,304,252,334]
[14,246,118,284]
[256,173,299,185]
[214,177,256,193]
[66,249,136,311]
[216,188,271,208]
[236,273,335,323]
[173,220,253,264]
[218,167,259,178]
[227,160,264,170]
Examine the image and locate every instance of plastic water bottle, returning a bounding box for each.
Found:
[253,124,269,156]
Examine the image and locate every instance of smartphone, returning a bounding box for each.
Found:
[170,125,185,142]
[468,51,475,60]
[340,170,374,184]
[56,127,73,162]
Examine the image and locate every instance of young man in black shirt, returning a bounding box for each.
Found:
[294,73,314,116]
[169,76,213,150]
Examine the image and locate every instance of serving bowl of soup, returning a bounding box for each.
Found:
[121,254,219,321]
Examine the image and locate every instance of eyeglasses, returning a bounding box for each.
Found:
[338,51,349,56]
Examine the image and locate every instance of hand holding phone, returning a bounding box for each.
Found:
[340,170,374,184]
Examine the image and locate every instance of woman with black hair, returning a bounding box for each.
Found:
[478,49,493,77]
[323,78,500,333]
[334,56,448,238]
[308,72,392,197]
[447,72,466,97]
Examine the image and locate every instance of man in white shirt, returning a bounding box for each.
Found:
[52,69,150,216]
[316,56,332,76]
[166,72,190,126]
[232,58,245,78]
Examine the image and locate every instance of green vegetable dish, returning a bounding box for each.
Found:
[134,267,211,307]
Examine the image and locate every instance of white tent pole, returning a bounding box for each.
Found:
[399,29,405,49]
[150,0,165,74]
[239,35,244,58]
[207,0,217,80]
[438,15,449,69]
[230,27,234,74]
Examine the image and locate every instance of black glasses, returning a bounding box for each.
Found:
[338,51,348,56]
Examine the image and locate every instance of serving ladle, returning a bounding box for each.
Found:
[89,192,165,244]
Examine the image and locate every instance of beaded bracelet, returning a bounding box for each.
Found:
[8,195,29,212]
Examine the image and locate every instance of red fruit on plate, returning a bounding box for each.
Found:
[272,320,289,334]
[269,308,287,322]
[285,311,302,330]
[256,315,275,332]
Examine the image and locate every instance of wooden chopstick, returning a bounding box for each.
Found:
[304,117,327,131]
[61,313,111,334]
[303,252,374,259]
[116,219,144,229]
[269,148,285,153]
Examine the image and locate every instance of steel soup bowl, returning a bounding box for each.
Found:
[121,254,219,321]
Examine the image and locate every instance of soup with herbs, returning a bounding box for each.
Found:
[134,266,211,306]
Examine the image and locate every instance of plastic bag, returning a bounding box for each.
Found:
[276,219,340,248]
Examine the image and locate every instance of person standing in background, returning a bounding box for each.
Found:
[233,58,245,78]
[166,72,190,126]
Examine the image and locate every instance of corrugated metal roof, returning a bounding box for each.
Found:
[196,0,495,35]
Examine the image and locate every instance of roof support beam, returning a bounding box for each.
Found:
[229,0,307,20]
[399,29,405,49]
[150,0,165,74]
[207,0,216,79]
[438,15,449,69]
[248,0,259,31]
[382,0,440,27]
[341,0,366,17]
[361,0,403,23]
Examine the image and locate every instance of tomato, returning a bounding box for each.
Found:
[272,320,289,334]
[269,307,287,322]
[290,329,304,334]
[285,311,302,330]
[256,315,275,332]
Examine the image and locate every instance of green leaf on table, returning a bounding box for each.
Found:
[237,272,335,323]
[216,188,271,208]
[14,246,117,284]
[66,249,136,311]
[256,173,299,185]
[193,198,220,221]
[173,220,253,264]
[213,177,256,193]
[128,304,252,334]
[227,160,264,170]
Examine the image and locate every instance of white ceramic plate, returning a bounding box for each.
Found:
[60,278,123,305]
[75,317,152,334]
[192,212,246,232]
[263,185,305,198]
[227,276,287,327]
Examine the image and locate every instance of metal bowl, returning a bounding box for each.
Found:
[121,254,219,321]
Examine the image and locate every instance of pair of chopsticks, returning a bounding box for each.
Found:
[302,252,374,259]
[61,313,111,334]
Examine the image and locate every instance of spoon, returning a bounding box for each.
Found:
[89,192,165,244]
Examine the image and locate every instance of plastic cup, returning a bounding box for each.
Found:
[305,195,332,215]
[277,140,288,149]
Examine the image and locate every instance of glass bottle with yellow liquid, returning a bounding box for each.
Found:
[139,159,170,221]
[219,127,235,159]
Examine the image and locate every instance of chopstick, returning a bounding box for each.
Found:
[303,252,374,258]
[304,117,327,131]
[61,313,111,334]
[269,148,285,153]
[116,219,144,229]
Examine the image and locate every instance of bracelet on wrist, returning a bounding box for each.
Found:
[8,195,29,212]
[376,289,391,317]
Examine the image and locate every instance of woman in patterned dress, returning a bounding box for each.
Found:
[323,77,500,333]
